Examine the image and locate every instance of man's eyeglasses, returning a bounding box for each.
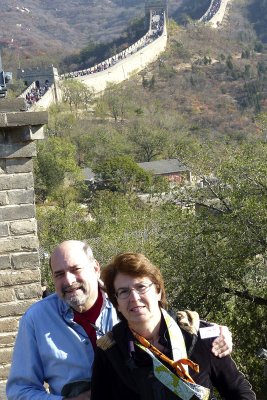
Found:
[115,283,153,300]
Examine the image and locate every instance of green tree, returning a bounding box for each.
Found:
[60,79,94,112]
[103,83,128,122]
[93,156,152,194]
[34,137,81,202]
[157,143,267,395]
[129,121,170,162]
[46,106,77,138]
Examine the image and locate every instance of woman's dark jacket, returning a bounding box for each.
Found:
[91,316,255,400]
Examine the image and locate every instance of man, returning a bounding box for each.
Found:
[6,240,232,400]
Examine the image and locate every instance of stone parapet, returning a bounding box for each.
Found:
[0,98,47,387]
[76,21,167,94]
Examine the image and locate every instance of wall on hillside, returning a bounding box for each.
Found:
[0,98,48,392]
[22,0,231,111]
[209,0,231,27]
[75,23,167,93]
[17,66,55,87]
[30,81,60,112]
[201,0,232,28]
[31,13,167,109]
[18,67,61,112]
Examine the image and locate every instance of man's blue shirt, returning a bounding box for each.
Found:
[6,292,119,400]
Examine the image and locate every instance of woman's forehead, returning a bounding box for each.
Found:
[114,272,151,287]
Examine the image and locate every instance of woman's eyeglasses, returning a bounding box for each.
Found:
[115,283,153,300]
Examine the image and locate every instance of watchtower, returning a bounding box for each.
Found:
[145,0,168,27]
[17,66,57,88]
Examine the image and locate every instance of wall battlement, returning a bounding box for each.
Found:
[17,66,56,87]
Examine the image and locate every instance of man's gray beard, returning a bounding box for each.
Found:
[63,291,88,308]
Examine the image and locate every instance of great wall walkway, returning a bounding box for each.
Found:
[20,0,232,112]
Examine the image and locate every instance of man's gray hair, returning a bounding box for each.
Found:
[49,240,95,269]
[82,241,95,262]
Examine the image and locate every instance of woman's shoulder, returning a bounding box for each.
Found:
[96,320,129,354]
[96,331,116,351]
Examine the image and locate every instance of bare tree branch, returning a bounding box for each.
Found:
[224,287,267,306]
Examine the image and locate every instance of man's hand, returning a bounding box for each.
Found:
[211,325,233,358]
[63,390,91,400]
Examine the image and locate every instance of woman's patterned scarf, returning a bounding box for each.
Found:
[129,309,210,400]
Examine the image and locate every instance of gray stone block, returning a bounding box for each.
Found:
[9,219,37,235]
[0,98,27,112]
[15,283,42,300]
[0,384,7,400]
[6,125,45,142]
[0,255,11,270]
[7,188,34,205]
[0,363,11,382]
[0,236,39,255]
[0,192,8,206]
[0,113,7,127]
[0,270,40,288]
[0,317,19,333]
[11,252,40,270]
[0,131,4,143]
[0,300,37,321]
[0,142,36,159]
[0,333,16,346]
[5,110,48,127]
[0,173,34,191]
[0,159,5,173]
[6,158,33,174]
[0,223,8,237]
[0,204,35,222]
[0,288,15,303]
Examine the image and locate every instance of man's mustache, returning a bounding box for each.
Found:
[62,283,85,294]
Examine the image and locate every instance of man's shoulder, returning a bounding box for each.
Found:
[23,293,61,318]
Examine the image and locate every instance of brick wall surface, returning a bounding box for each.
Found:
[0,98,47,390]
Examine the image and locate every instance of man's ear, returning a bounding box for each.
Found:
[94,260,101,278]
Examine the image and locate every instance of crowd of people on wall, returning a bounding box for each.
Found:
[25,81,50,108]
[202,0,221,23]
[60,9,165,80]
[151,9,164,34]
[22,2,226,109]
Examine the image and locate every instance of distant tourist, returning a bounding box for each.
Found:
[41,279,51,298]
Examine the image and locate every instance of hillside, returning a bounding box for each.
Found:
[0,0,227,72]
[0,0,170,53]
[49,0,266,144]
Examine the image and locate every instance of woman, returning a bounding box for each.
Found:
[91,252,255,400]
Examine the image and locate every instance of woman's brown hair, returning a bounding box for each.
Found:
[102,252,168,311]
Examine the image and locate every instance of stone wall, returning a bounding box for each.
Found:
[30,12,167,110]
[0,98,48,392]
[72,21,167,94]
[201,0,232,28]
[208,0,231,27]
[17,66,56,87]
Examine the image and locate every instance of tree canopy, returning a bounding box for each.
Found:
[34,137,82,202]
[93,156,152,194]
